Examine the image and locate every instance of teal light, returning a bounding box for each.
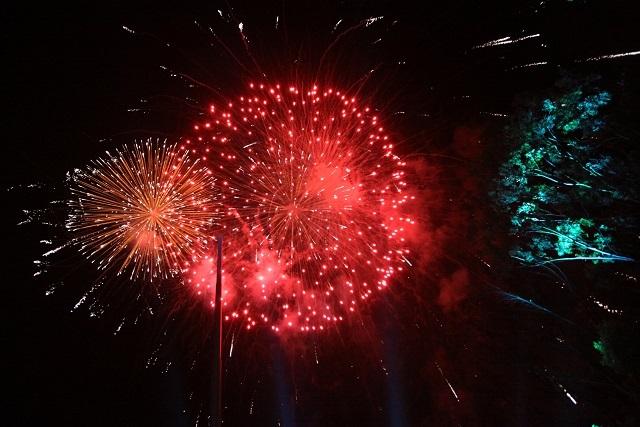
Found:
[592,340,605,355]
[493,82,631,265]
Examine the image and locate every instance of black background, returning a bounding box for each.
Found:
[4,1,640,426]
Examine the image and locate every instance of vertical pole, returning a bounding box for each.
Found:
[212,235,223,426]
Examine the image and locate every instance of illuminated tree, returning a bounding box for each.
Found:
[494,78,634,265]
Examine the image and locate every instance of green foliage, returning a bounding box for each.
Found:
[494,78,632,265]
[595,320,640,377]
[592,339,605,355]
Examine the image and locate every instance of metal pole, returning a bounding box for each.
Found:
[212,235,223,426]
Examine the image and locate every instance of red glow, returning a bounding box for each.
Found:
[181,83,415,333]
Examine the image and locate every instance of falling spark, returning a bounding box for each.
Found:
[45,282,59,296]
[73,294,87,311]
[475,36,509,48]
[579,49,640,62]
[556,381,578,405]
[114,319,125,335]
[480,112,509,118]
[509,61,548,70]
[364,16,384,27]
[473,33,540,49]
[589,296,623,315]
[435,362,459,402]
[42,243,69,257]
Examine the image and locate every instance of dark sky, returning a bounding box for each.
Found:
[4,1,640,426]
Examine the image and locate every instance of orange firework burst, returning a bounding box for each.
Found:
[68,140,218,280]
[182,83,416,332]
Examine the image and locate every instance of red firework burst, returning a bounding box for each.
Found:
[181,83,416,333]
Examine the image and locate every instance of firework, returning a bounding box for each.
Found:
[182,83,416,332]
[68,140,218,280]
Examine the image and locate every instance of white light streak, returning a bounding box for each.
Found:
[364,16,384,27]
[473,33,540,49]
[436,362,459,402]
[43,243,68,257]
[480,112,509,118]
[510,61,548,70]
[579,50,640,62]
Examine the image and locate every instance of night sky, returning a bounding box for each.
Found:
[4,1,640,426]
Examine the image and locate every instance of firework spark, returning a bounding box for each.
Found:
[578,49,640,62]
[67,140,218,280]
[181,83,416,332]
[472,33,540,49]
